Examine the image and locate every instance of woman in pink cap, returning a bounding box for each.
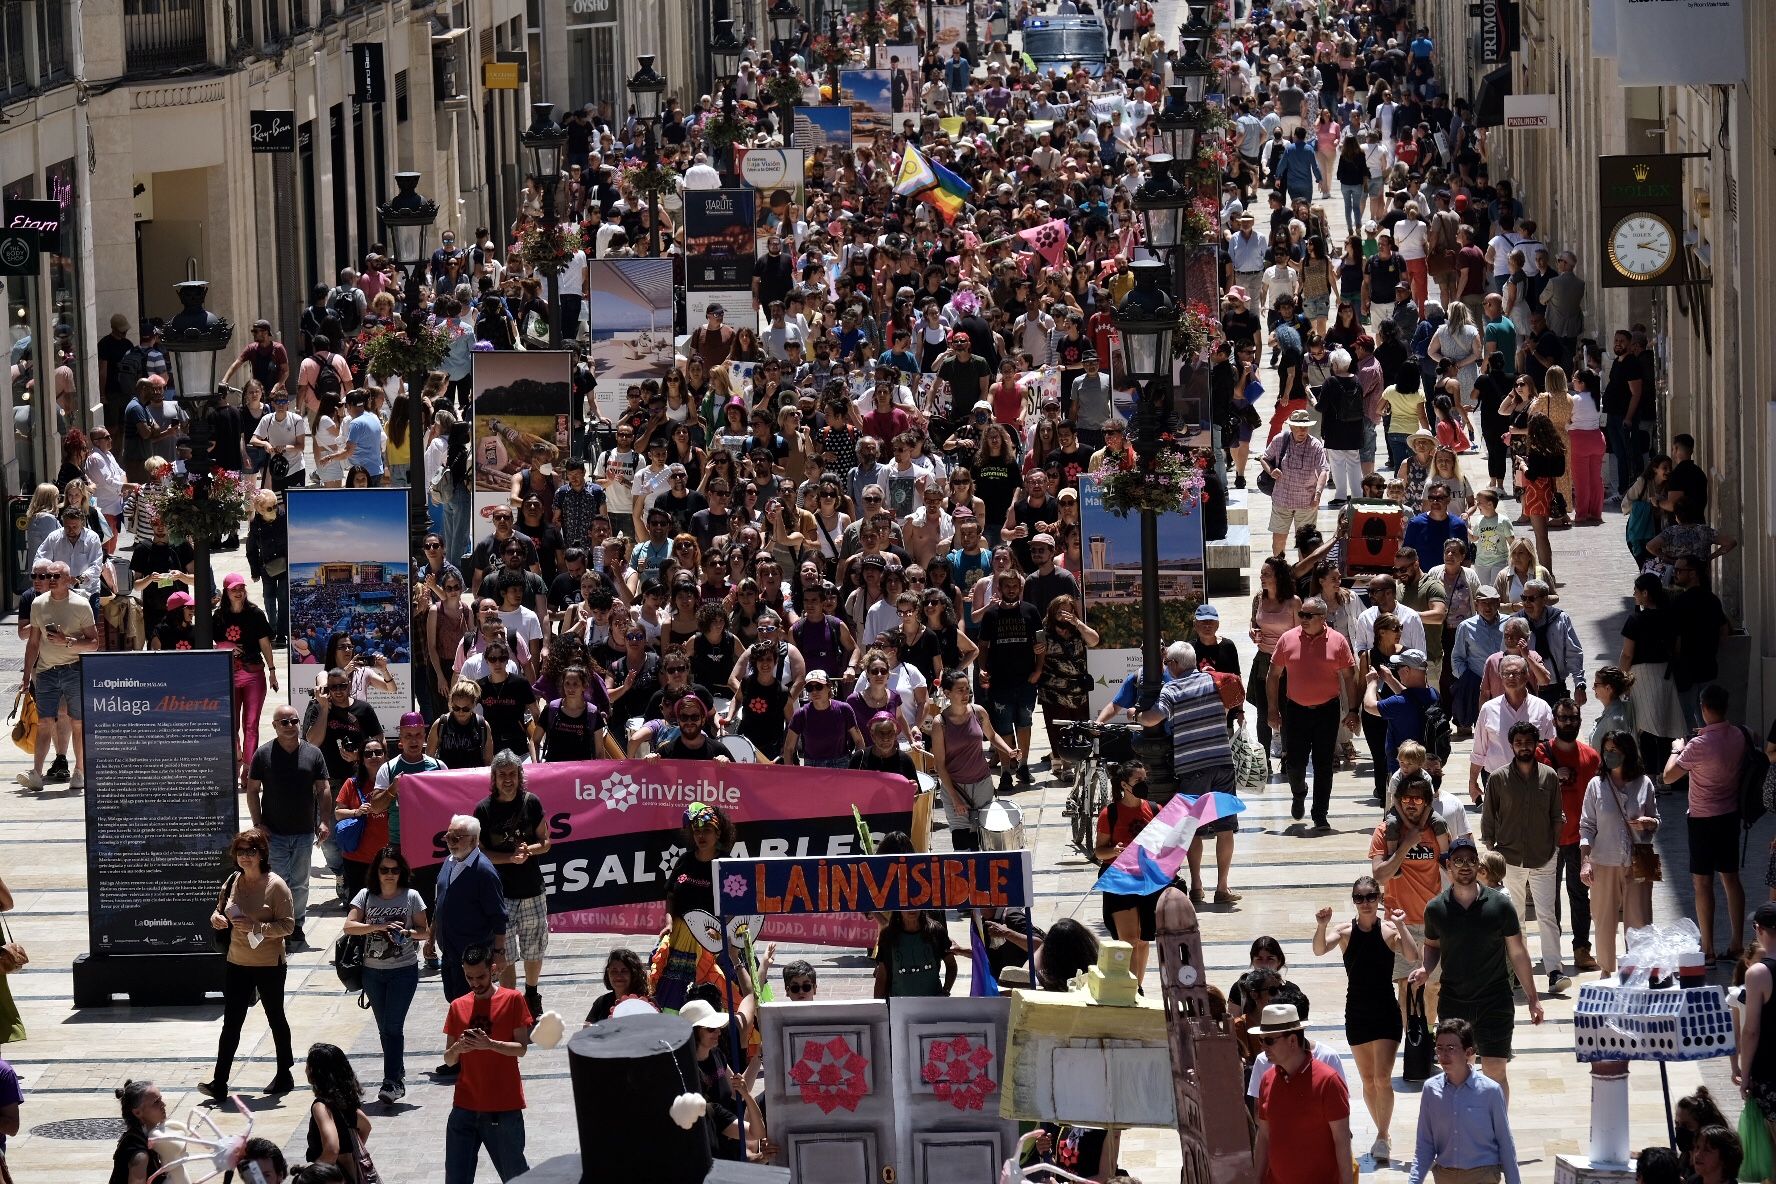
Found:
[214,571,279,772]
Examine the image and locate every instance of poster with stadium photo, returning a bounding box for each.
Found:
[1076,470,1205,651]
[285,488,414,733]
[469,350,573,537]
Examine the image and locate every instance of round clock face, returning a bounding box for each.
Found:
[1609,213,1676,281]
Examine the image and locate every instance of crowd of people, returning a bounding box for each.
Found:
[6,0,1776,1181]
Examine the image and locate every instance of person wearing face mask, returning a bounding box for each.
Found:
[1540,700,1603,975]
[1409,834,1544,1105]
[1578,730,1660,976]
[1481,721,1570,996]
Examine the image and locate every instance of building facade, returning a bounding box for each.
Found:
[1425,0,1776,723]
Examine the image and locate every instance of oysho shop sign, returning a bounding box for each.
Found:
[569,0,615,19]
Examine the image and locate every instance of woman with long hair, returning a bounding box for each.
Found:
[302,1042,374,1176]
[1038,595,1099,778]
[385,393,412,487]
[1311,875,1416,1164]
[109,1079,167,1184]
[1624,453,1673,566]
[1518,413,1566,573]
[1588,666,1639,752]
[311,391,350,486]
[1336,136,1369,232]
[1529,365,1575,525]
[1248,555,1302,756]
[1579,730,1659,975]
[214,573,279,774]
[584,947,650,1024]
[22,482,60,563]
[1301,236,1334,337]
[1357,613,1406,798]
[342,846,428,1103]
[1567,367,1608,525]
[200,827,296,1101]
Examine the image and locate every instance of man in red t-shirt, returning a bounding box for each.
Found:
[1253,1003,1354,1184]
[1540,700,1602,973]
[443,945,534,1182]
[1266,597,1358,830]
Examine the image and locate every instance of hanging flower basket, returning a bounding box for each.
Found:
[703,112,748,151]
[1099,445,1207,518]
[362,320,455,382]
[616,161,676,200]
[1180,199,1219,248]
[148,468,254,547]
[810,34,851,67]
[855,14,889,45]
[516,223,584,275]
[1172,302,1220,361]
[764,70,807,111]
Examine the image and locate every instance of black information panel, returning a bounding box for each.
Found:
[82,651,238,955]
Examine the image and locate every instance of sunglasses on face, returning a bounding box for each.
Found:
[274,718,299,727]
[377,865,402,875]
[786,980,816,994]
[1353,892,1380,903]
[451,704,474,714]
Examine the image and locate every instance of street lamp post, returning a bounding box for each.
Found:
[161,280,233,648]
[826,0,841,105]
[709,19,745,177]
[1132,153,1192,308]
[628,56,668,258]
[377,171,440,561]
[521,103,570,348]
[768,0,800,65]
[1113,259,1176,710]
[965,0,978,56]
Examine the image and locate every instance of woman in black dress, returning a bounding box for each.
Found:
[1311,875,1417,1166]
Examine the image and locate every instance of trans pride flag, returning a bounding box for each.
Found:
[1092,792,1247,897]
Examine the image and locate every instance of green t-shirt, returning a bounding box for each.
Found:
[878,927,946,997]
[373,754,444,844]
[1483,318,1518,378]
[1423,884,1521,1009]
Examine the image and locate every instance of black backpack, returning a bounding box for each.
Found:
[312,352,343,399]
[328,286,363,333]
[116,345,148,394]
[1740,725,1772,830]
[1421,700,1453,765]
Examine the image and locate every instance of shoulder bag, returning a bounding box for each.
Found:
[211,872,241,954]
[0,913,26,1045]
[1256,433,1291,497]
[8,689,37,754]
[1609,778,1661,883]
[1401,985,1433,1081]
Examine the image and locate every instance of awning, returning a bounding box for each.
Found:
[1474,65,1513,128]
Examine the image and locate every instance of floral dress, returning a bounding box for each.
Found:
[1038,623,1092,723]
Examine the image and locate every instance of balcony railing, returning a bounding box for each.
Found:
[124,0,209,74]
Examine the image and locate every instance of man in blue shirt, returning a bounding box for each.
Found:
[1409,1017,1520,1184]
[1402,483,1470,559]
[1363,648,1438,778]
[344,390,387,481]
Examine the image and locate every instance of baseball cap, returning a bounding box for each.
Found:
[1195,605,1220,621]
[1030,533,1056,548]
[805,669,830,686]
[252,318,273,331]
[1390,648,1429,671]
[165,590,194,608]
[223,572,247,589]
[1442,835,1479,864]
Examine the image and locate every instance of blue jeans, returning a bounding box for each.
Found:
[388,463,409,487]
[1385,431,1411,469]
[802,754,852,769]
[362,963,420,1086]
[445,1107,529,1184]
[267,831,313,934]
[1341,183,1364,232]
[261,569,287,640]
[442,483,473,564]
[1678,683,1706,733]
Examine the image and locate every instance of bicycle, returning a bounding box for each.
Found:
[1056,720,1143,861]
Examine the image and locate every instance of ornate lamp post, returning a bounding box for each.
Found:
[1174,23,1213,102]
[628,56,668,258]
[377,171,440,558]
[768,0,800,64]
[826,0,841,105]
[1150,85,1200,162]
[1133,154,1192,302]
[162,280,233,647]
[1113,259,1176,709]
[708,19,746,176]
[520,103,570,347]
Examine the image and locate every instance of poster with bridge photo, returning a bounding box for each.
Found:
[285,487,414,734]
[1076,470,1205,651]
[468,350,573,538]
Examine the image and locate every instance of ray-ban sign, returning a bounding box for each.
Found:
[249,109,296,154]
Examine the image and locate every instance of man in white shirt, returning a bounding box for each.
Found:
[556,248,588,341]
[1350,575,1427,654]
[682,152,723,190]
[1467,654,1555,803]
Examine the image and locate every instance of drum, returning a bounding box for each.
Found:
[978,797,1026,851]
[719,734,759,764]
[1344,498,1405,574]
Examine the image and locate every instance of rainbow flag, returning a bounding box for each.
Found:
[893,144,971,225]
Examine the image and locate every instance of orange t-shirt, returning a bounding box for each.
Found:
[1368,821,1442,925]
[444,986,533,1112]
[1269,626,1355,707]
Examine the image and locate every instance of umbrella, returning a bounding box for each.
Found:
[1092,792,1249,897]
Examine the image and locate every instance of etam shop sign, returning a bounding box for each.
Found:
[4,199,63,252]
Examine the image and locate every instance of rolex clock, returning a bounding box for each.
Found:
[1607,212,1677,282]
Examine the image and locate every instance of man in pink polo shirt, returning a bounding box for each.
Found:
[1665,683,1749,960]
[1266,595,1359,831]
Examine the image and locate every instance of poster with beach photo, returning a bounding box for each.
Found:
[586,256,676,408]
[468,350,573,538]
[837,69,894,141]
[285,487,414,733]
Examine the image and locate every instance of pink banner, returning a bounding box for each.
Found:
[399,760,916,948]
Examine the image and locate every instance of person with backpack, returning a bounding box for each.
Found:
[298,336,352,414]
[1363,648,1442,778]
[1314,347,1367,505]
[327,268,368,338]
[1664,684,1751,961]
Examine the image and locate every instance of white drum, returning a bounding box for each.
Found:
[978,797,1025,851]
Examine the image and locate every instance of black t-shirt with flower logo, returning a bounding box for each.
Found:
[213,603,273,668]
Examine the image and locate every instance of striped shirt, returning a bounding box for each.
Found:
[1159,671,1233,777]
